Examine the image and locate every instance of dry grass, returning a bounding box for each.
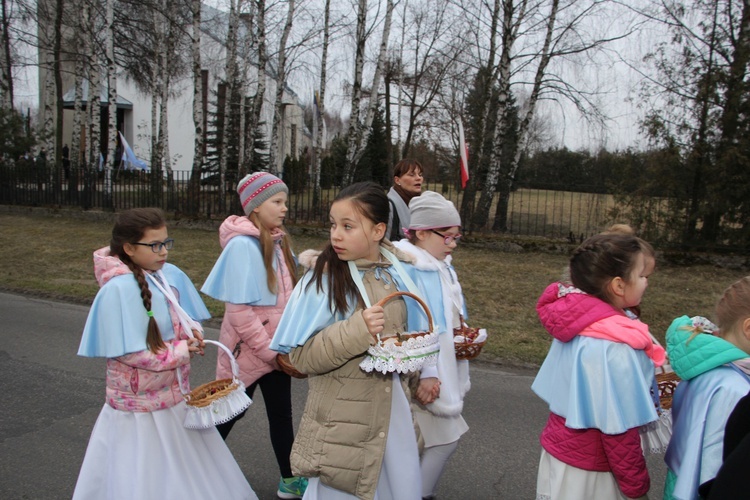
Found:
[0,211,745,367]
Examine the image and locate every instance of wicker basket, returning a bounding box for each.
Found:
[454,316,487,360]
[182,339,252,429]
[277,353,308,379]
[656,370,680,410]
[359,291,441,374]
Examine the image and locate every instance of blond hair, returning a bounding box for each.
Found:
[715,276,750,338]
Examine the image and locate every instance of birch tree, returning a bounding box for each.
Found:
[70,0,89,169]
[474,0,546,231]
[360,0,393,155]
[103,0,116,207]
[312,0,331,206]
[157,0,177,206]
[342,0,367,185]
[341,0,395,183]
[188,0,203,213]
[245,0,267,174]
[147,7,160,198]
[217,0,241,210]
[37,0,55,163]
[462,0,634,230]
[0,0,13,109]
[268,0,295,175]
[458,0,505,222]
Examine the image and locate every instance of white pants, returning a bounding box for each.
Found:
[421,440,459,497]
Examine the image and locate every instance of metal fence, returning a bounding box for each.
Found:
[0,161,683,245]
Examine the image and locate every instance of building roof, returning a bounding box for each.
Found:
[61,80,133,110]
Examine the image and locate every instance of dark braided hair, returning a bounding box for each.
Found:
[569,233,644,306]
[109,208,167,353]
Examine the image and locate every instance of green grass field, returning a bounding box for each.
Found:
[0,210,745,367]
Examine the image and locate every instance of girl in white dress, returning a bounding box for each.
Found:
[271,182,426,500]
[394,191,471,499]
[74,208,256,500]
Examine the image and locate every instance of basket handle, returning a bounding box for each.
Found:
[176,339,242,396]
[374,290,433,334]
[204,339,242,380]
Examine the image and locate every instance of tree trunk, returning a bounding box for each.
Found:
[0,0,13,109]
[160,0,174,209]
[219,0,240,211]
[475,0,557,231]
[269,0,295,175]
[352,0,394,169]
[471,0,517,230]
[313,0,331,209]
[159,91,172,208]
[460,0,502,224]
[52,0,65,200]
[343,0,368,185]
[395,0,408,163]
[71,2,87,168]
[86,51,101,208]
[497,0,559,229]
[104,0,116,208]
[188,0,203,215]
[246,0,267,174]
[705,0,750,240]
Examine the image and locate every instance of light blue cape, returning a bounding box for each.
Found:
[201,235,279,305]
[532,336,658,434]
[270,262,428,354]
[664,364,750,500]
[78,264,210,358]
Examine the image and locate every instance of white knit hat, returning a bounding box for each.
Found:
[407,191,461,230]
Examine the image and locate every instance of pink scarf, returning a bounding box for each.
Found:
[581,314,666,367]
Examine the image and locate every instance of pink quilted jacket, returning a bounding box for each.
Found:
[536,283,650,498]
[94,248,192,412]
[215,216,294,386]
[541,414,649,498]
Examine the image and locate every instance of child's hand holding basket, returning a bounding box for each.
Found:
[359,291,441,375]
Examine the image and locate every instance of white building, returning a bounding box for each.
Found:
[39,3,311,173]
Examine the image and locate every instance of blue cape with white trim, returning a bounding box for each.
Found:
[78,263,209,358]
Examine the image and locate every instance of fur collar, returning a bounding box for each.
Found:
[393,239,452,271]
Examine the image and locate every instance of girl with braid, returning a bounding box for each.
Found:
[74,208,256,500]
[532,233,664,500]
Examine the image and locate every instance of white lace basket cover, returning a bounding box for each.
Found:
[359,291,440,375]
[180,339,253,429]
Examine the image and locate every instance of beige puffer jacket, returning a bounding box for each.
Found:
[288,248,421,500]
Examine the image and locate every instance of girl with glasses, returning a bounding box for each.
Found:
[75,207,256,499]
[393,191,470,500]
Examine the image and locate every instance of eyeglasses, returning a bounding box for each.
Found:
[133,238,174,253]
[431,230,462,245]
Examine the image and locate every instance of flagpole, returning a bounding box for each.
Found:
[458,118,469,190]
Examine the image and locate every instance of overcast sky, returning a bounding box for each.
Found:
[15,0,657,153]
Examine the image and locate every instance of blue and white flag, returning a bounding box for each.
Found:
[119,131,149,171]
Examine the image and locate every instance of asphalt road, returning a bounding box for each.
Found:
[0,292,667,499]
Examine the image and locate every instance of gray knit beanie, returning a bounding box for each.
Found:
[407,191,461,230]
[237,172,288,215]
